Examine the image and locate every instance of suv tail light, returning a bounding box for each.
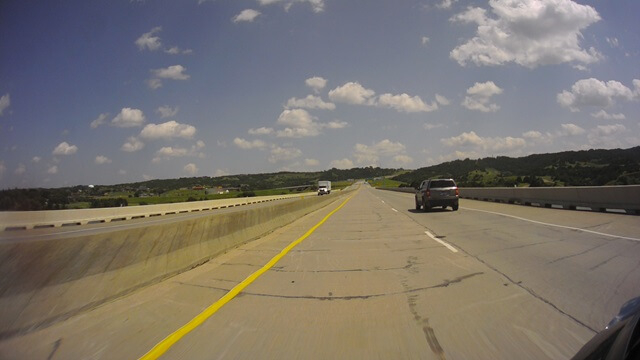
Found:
[455,188,459,196]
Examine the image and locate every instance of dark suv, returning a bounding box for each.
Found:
[415,179,459,211]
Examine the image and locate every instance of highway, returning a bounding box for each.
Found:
[1,184,639,359]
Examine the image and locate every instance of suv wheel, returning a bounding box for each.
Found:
[423,198,431,212]
[452,204,459,211]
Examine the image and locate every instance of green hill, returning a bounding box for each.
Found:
[392,146,640,188]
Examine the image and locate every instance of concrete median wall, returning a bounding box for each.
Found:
[0,191,351,338]
[378,186,640,214]
[0,192,316,231]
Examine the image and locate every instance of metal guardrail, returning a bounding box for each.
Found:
[378,186,640,215]
[0,192,319,231]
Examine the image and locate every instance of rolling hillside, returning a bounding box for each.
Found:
[393,146,640,188]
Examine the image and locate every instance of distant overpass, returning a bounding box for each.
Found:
[0,184,639,359]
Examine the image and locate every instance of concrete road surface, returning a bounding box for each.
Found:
[1,184,639,359]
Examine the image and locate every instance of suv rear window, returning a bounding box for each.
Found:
[430,180,456,188]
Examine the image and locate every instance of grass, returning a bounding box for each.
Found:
[367,178,404,188]
[332,181,354,190]
[68,202,90,209]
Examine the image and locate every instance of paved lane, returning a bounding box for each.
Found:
[373,188,640,331]
[4,185,638,359]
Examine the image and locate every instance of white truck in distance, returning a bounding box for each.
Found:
[317,181,331,195]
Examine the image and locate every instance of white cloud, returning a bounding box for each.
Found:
[285,95,336,110]
[164,47,193,55]
[328,82,376,105]
[258,0,325,13]
[268,146,302,163]
[14,164,26,175]
[95,155,112,164]
[421,36,430,45]
[521,124,593,145]
[248,127,274,135]
[121,136,145,152]
[522,130,554,145]
[156,105,178,118]
[31,156,41,163]
[330,158,354,169]
[111,108,146,128]
[119,169,127,175]
[450,0,601,68]
[140,121,196,139]
[328,82,443,113]
[305,76,327,92]
[437,0,457,10]
[52,141,78,155]
[588,124,628,148]
[353,139,407,165]
[305,158,319,166]
[522,130,544,139]
[0,161,5,179]
[233,137,267,149]
[462,81,503,112]
[213,169,229,177]
[441,131,526,152]
[233,9,261,23]
[157,147,188,157]
[165,47,180,54]
[393,154,413,166]
[435,94,450,106]
[152,65,190,80]
[559,123,586,136]
[152,142,205,163]
[148,65,190,89]
[377,93,438,113]
[276,109,322,138]
[90,113,109,128]
[47,165,58,174]
[591,124,625,136]
[135,27,162,51]
[591,110,626,120]
[147,78,163,90]
[183,163,199,176]
[557,78,638,112]
[0,93,10,116]
[325,120,348,129]
[423,123,444,130]
[606,37,619,48]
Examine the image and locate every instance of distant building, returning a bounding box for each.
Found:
[192,185,205,190]
[206,187,234,195]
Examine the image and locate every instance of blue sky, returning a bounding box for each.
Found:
[1,0,639,188]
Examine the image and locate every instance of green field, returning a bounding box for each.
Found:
[94,184,355,207]
[367,178,403,188]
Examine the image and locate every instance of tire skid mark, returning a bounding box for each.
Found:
[547,242,608,264]
[46,338,62,360]
[174,272,483,301]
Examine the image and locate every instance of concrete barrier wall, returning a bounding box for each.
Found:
[378,186,640,214]
[0,190,351,338]
[0,192,316,231]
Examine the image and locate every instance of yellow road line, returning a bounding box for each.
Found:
[139,194,355,360]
